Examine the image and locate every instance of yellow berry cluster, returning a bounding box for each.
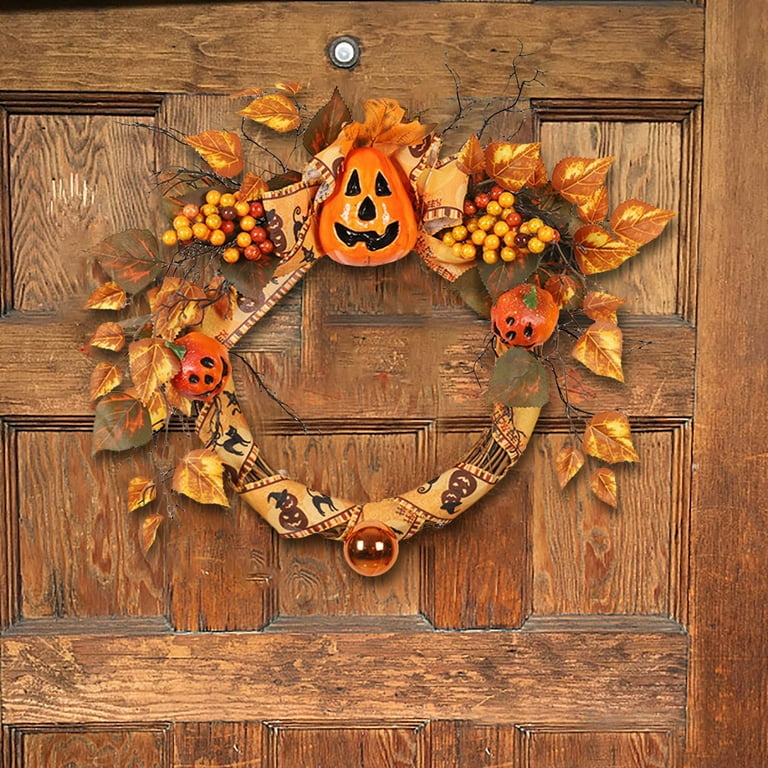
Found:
[442,186,560,265]
[161,189,275,264]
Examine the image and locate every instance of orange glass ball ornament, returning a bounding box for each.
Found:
[343,519,400,577]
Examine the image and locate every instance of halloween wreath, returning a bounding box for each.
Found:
[84,87,674,576]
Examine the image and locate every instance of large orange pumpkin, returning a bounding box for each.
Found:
[317,146,419,267]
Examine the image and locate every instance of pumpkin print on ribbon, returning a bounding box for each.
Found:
[317,146,419,267]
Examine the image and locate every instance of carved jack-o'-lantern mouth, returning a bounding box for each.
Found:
[333,221,400,251]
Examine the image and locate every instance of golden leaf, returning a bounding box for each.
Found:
[141,512,164,554]
[172,448,230,507]
[151,277,207,340]
[544,273,580,308]
[236,172,268,203]
[551,156,614,206]
[164,381,193,417]
[128,476,157,512]
[610,198,676,248]
[574,224,638,275]
[590,467,617,507]
[183,130,244,178]
[555,444,585,489]
[577,185,609,223]
[89,321,125,351]
[484,142,542,191]
[128,337,180,405]
[275,80,303,95]
[583,411,639,464]
[582,291,626,323]
[85,281,127,310]
[456,134,485,176]
[528,156,549,188]
[572,321,624,382]
[144,388,169,432]
[239,92,301,133]
[89,362,122,401]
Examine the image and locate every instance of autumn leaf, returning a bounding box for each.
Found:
[486,347,550,407]
[128,476,157,512]
[91,230,164,294]
[574,224,638,275]
[557,365,597,405]
[303,87,352,155]
[610,199,676,248]
[239,92,301,133]
[484,142,542,191]
[141,512,164,554]
[577,185,609,223]
[183,130,244,178]
[85,282,127,310]
[92,391,152,454]
[477,250,541,301]
[89,362,122,401]
[236,172,268,203]
[528,156,549,188]
[359,98,431,147]
[590,467,617,507]
[128,338,180,405]
[583,411,639,464]
[164,381,193,417]
[551,156,614,206]
[456,134,485,176]
[572,321,624,382]
[582,291,626,323]
[450,266,492,319]
[555,443,585,488]
[172,448,230,507]
[89,321,125,351]
[143,388,169,432]
[151,277,207,340]
[275,80,303,95]
[544,273,580,308]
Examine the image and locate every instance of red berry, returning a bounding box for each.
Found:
[474,192,490,209]
[250,226,268,243]
[220,206,237,221]
[243,244,262,261]
[463,200,477,216]
[506,212,523,227]
[258,239,275,254]
[489,185,504,200]
[220,220,236,235]
[249,201,265,218]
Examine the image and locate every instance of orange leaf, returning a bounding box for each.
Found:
[551,156,614,206]
[590,467,617,507]
[583,411,639,463]
[528,156,549,188]
[89,321,125,351]
[172,448,229,507]
[236,172,268,203]
[239,93,301,133]
[85,282,127,310]
[164,381,193,417]
[572,321,624,382]
[484,142,542,191]
[89,362,122,401]
[183,130,243,178]
[610,198,676,248]
[544,273,580,308]
[141,512,164,554]
[555,444,585,488]
[275,80,303,95]
[577,185,609,223]
[143,388,168,432]
[582,291,626,323]
[457,134,485,176]
[558,365,597,406]
[128,476,157,513]
[128,337,180,405]
[574,224,638,275]
[151,277,207,340]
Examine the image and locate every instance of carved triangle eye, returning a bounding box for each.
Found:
[375,171,392,196]
[345,169,361,196]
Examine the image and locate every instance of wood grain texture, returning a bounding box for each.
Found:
[425,720,524,767]
[528,730,673,768]
[1,618,686,728]
[0,4,703,104]
[688,0,768,764]
[174,721,263,768]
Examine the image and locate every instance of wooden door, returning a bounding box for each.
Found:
[1,2,765,766]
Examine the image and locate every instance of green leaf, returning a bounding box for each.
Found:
[91,229,164,294]
[450,266,492,319]
[476,251,541,302]
[486,347,550,407]
[92,391,153,454]
[522,284,538,309]
[303,87,352,156]
[218,255,272,303]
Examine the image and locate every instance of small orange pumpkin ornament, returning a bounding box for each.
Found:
[491,284,559,348]
[317,146,419,267]
[169,332,231,400]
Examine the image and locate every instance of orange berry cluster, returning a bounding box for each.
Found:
[442,186,560,265]
[161,189,276,264]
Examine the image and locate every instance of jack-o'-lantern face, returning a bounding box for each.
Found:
[317,146,419,267]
